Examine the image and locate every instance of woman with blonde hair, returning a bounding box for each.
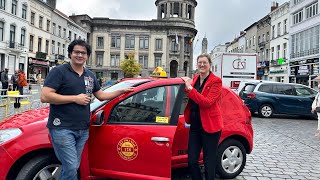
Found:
[311,84,320,138]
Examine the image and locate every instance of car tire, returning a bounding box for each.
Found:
[216,139,246,179]
[16,154,61,180]
[258,104,273,118]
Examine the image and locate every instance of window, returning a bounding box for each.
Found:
[139,36,149,49]
[246,39,248,49]
[9,25,15,44]
[262,34,265,42]
[22,4,27,19]
[294,85,315,96]
[275,85,294,95]
[96,52,103,66]
[258,84,274,93]
[258,36,261,44]
[51,40,55,54]
[272,25,275,39]
[20,29,25,46]
[276,45,280,59]
[171,38,178,51]
[63,28,66,38]
[110,54,120,67]
[57,42,60,54]
[58,26,61,37]
[306,2,318,19]
[139,55,148,69]
[39,16,43,29]
[271,47,274,60]
[267,32,270,41]
[45,40,49,54]
[52,23,56,35]
[283,43,287,59]
[293,0,303,5]
[11,0,17,15]
[184,41,191,53]
[108,85,177,123]
[111,34,120,48]
[155,39,162,50]
[0,21,3,41]
[284,19,287,34]
[97,37,104,48]
[29,35,34,52]
[0,0,5,10]
[38,38,42,52]
[46,20,50,32]
[74,33,77,40]
[68,31,71,40]
[155,55,161,67]
[277,22,281,37]
[125,35,135,49]
[253,36,255,46]
[293,10,303,24]
[62,44,65,56]
[31,12,35,25]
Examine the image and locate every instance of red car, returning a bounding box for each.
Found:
[0,78,253,180]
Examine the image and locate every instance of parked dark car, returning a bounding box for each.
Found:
[239,82,317,118]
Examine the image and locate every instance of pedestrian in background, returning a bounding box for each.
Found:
[17,70,28,95]
[311,84,320,138]
[11,70,19,91]
[1,68,9,95]
[181,54,223,180]
[41,39,134,180]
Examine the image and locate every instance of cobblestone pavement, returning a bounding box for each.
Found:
[173,116,320,180]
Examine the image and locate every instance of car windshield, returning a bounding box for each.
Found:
[90,81,135,111]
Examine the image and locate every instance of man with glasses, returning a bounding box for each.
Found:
[41,39,134,180]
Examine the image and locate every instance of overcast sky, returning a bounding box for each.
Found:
[57,0,288,64]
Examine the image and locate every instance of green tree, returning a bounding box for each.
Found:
[120,52,141,78]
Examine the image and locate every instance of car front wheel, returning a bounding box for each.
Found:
[216,139,246,179]
[16,154,61,180]
[258,104,273,118]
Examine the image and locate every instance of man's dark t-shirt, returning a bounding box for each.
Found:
[44,63,100,130]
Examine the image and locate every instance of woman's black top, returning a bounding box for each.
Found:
[189,74,210,131]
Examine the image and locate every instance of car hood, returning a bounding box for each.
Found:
[0,107,49,129]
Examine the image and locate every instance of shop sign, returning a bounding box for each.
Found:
[29,58,49,66]
[298,66,309,75]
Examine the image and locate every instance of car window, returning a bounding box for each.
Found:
[108,85,179,124]
[275,84,294,95]
[239,84,256,97]
[90,81,135,111]
[258,84,274,93]
[294,85,315,96]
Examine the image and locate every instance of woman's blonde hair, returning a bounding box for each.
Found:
[197,54,212,64]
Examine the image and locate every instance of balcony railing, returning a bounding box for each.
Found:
[6,41,23,51]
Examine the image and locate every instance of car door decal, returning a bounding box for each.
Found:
[117,137,139,161]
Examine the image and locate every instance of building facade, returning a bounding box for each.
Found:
[244,22,258,54]
[70,0,197,80]
[27,0,53,80]
[0,0,29,77]
[226,31,246,53]
[210,43,227,59]
[256,15,271,80]
[269,1,290,83]
[289,0,320,88]
[51,9,89,68]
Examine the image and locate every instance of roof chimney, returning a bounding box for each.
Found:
[271,1,279,12]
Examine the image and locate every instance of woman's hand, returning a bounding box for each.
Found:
[181,77,192,89]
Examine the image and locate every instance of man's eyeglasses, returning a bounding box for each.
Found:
[73,50,87,56]
[197,62,209,66]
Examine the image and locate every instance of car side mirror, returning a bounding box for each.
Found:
[94,110,105,126]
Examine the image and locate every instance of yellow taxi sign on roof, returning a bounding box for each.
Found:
[151,67,167,78]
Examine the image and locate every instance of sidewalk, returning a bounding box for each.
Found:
[0,84,48,122]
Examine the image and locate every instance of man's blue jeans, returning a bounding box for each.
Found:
[49,129,89,180]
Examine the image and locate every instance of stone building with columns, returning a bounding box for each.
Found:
[69,0,197,80]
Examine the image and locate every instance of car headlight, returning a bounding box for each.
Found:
[0,128,22,144]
